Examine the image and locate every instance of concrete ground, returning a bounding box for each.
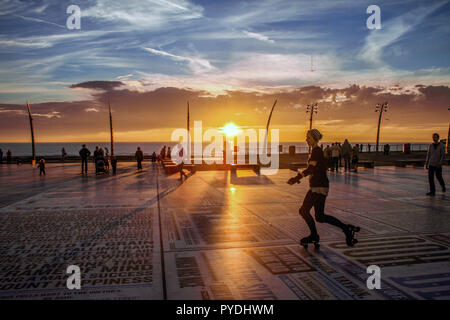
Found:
[0,162,449,300]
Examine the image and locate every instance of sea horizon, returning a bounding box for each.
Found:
[0,141,432,156]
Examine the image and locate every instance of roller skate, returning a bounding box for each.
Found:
[344,224,360,247]
[300,234,320,250]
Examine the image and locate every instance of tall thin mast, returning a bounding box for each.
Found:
[187,101,190,161]
[266,99,278,132]
[263,99,278,156]
[26,101,36,165]
[375,102,388,154]
[108,100,114,156]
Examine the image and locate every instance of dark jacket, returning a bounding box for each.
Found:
[426,142,445,167]
[135,150,144,161]
[301,146,329,188]
[79,147,91,159]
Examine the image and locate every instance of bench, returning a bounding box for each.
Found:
[358,160,374,168]
[162,162,196,175]
[394,160,425,167]
[230,164,260,175]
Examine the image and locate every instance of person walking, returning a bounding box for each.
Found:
[6,150,12,164]
[178,145,188,181]
[160,146,166,161]
[79,144,91,174]
[352,144,360,172]
[426,133,446,196]
[104,147,110,171]
[337,142,343,168]
[331,143,340,172]
[135,147,144,171]
[323,145,331,171]
[38,158,46,176]
[287,129,360,248]
[167,147,171,159]
[341,139,352,172]
[61,148,67,162]
[0,148,3,164]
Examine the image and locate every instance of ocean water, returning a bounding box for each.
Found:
[0,142,430,156]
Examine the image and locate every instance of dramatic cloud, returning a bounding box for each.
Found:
[0,84,448,142]
[70,81,125,91]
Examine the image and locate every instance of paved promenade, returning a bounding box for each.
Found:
[0,163,449,300]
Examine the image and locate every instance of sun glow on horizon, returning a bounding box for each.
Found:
[221,123,242,137]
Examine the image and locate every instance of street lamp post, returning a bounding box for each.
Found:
[108,100,114,157]
[26,101,36,166]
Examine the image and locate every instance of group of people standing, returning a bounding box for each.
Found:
[79,145,117,175]
[78,145,173,173]
[0,149,12,164]
[159,145,171,161]
[323,140,360,173]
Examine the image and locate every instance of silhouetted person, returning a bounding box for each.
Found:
[160,146,166,161]
[6,150,11,164]
[367,143,371,153]
[79,145,91,174]
[167,146,171,159]
[151,152,157,163]
[331,143,340,172]
[111,156,117,175]
[135,147,144,171]
[61,147,67,162]
[178,146,188,181]
[287,129,360,248]
[93,146,104,169]
[104,147,110,171]
[383,143,390,156]
[38,158,46,176]
[352,144,359,172]
[324,144,332,171]
[0,148,3,164]
[337,142,342,167]
[342,139,352,172]
[426,133,446,196]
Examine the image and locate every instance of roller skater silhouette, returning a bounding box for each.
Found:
[288,129,360,249]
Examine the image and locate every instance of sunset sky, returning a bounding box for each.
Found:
[0,0,449,142]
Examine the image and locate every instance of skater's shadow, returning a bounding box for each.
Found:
[178,171,194,184]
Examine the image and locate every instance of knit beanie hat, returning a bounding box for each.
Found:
[307,129,323,142]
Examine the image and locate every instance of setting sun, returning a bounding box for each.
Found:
[221,123,242,137]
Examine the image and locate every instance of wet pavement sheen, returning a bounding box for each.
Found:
[0,163,449,300]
